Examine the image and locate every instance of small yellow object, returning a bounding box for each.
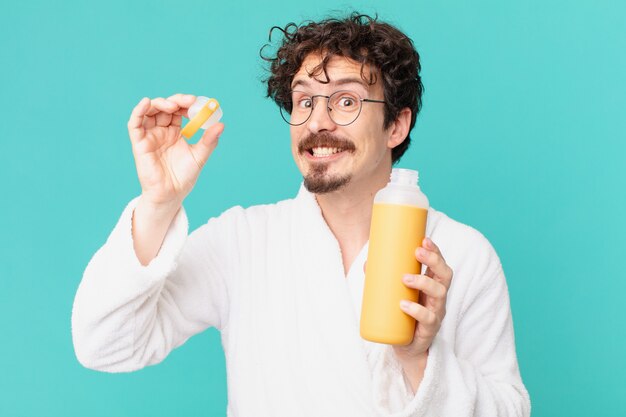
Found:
[181,98,220,139]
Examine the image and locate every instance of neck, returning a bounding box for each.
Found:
[314,166,391,273]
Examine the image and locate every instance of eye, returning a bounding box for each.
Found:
[297,98,312,109]
[291,91,312,111]
[334,93,359,110]
[340,97,355,107]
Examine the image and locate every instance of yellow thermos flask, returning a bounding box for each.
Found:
[360,168,429,345]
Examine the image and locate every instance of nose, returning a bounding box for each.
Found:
[307,97,336,134]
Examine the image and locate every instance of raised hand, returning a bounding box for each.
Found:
[392,237,453,391]
[127,94,225,208]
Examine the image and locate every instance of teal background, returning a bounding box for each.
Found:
[1,0,624,415]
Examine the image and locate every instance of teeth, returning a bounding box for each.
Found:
[311,147,342,157]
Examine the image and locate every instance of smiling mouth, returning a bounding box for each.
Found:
[298,132,356,159]
[308,147,346,157]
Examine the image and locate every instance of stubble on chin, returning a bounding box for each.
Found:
[297,131,355,194]
[302,162,351,194]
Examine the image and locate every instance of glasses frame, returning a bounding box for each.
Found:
[280,89,386,126]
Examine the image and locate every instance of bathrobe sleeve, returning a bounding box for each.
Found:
[372,231,531,417]
[71,197,233,373]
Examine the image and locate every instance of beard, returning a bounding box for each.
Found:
[303,164,351,194]
[298,132,356,194]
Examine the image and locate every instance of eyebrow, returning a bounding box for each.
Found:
[291,77,370,91]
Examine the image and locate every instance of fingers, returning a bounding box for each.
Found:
[155,112,173,127]
[403,273,448,315]
[170,114,182,127]
[399,300,439,335]
[145,97,179,116]
[415,238,453,289]
[130,94,197,132]
[424,237,443,258]
[127,97,151,143]
[190,122,225,167]
[403,274,447,300]
[167,93,196,117]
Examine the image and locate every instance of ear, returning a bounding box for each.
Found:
[386,108,412,149]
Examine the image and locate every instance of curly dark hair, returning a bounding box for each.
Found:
[261,12,424,164]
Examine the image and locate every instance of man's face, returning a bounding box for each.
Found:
[289,54,394,194]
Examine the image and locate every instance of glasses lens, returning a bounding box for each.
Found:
[279,105,297,125]
[279,90,364,126]
[329,91,362,126]
[279,91,311,126]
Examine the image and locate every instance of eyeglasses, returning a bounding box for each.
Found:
[280,90,386,126]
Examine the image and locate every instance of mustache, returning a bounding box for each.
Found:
[297,132,356,154]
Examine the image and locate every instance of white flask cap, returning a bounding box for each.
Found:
[390,168,419,186]
[188,96,223,129]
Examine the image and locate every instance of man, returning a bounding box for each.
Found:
[72,13,530,417]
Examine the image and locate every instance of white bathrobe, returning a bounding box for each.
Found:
[72,185,531,417]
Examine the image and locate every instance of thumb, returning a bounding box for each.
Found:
[190,122,225,166]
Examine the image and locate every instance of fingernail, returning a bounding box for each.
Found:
[403,274,412,284]
[400,300,410,310]
[417,247,427,258]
